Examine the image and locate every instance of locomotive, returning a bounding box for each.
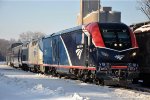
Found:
[7,43,23,67]
[7,22,139,85]
[133,24,150,85]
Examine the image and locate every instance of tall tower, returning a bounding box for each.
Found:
[77,0,121,25]
[80,0,100,24]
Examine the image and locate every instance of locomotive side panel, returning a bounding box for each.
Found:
[11,45,22,67]
[28,39,43,68]
[28,41,37,67]
[21,43,29,68]
[43,37,53,64]
[61,29,86,66]
[6,43,22,67]
[38,39,43,65]
[59,36,70,65]
[43,35,69,65]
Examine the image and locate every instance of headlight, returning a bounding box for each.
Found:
[114,43,117,46]
[132,52,136,57]
[119,43,122,47]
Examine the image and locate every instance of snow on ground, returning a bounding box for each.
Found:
[0,63,150,100]
[0,61,6,65]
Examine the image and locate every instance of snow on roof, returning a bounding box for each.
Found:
[84,10,98,19]
[134,24,150,33]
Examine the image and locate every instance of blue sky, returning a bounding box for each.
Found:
[0,0,148,40]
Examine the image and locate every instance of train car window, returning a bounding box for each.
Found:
[70,30,82,45]
[75,30,82,45]
[71,31,77,44]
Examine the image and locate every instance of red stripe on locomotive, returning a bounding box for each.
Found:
[85,23,105,47]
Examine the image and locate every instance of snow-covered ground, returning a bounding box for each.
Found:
[0,63,150,100]
[0,61,6,65]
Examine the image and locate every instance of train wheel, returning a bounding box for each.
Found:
[26,67,29,71]
[69,68,75,75]
[57,73,62,79]
[77,70,84,80]
[11,63,14,68]
[93,78,100,85]
[22,64,29,71]
[100,79,105,86]
[82,74,88,83]
[34,65,38,73]
[29,67,33,72]
[40,66,45,74]
[44,66,49,74]
[132,78,139,84]
[51,68,57,77]
[76,70,82,79]
[31,67,35,72]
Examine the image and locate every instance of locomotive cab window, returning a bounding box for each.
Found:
[118,30,130,42]
[102,30,117,43]
[101,29,131,50]
[75,30,82,45]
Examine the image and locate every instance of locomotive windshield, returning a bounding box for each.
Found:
[99,24,132,50]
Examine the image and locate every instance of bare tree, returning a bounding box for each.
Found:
[9,38,17,44]
[138,0,150,20]
[19,31,45,42]
[0,39,10,61]
[32,32,45,40]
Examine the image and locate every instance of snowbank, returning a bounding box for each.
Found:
[0,66,88,100]
[0,65,150,100]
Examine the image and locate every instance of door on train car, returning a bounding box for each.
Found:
[82,30,97,68]
[52,36,59,65]
[83,32,89,67]
[74,30,85,66]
